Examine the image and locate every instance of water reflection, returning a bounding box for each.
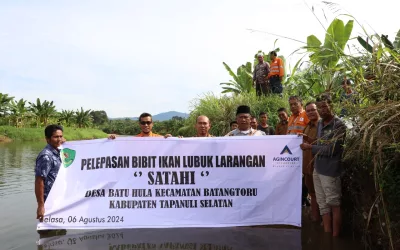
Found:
[0,141,44,196]
[37,227,301,250]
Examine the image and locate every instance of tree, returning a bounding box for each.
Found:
[90,110,108,125]
[29,98,57,127]
[75,107,92,128]
[59,110,75,127]
[10,98,29,127]
[220,62,254,94]
[298,18,354,92]
[0,93,14,117]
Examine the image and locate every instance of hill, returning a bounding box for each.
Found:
[110,111,189,121]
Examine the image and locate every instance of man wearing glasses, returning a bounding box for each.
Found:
[136,113,163,137]
[108,113,162,139]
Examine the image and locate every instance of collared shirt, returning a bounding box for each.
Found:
[275,120,288,135]
[35,144,62,202]
[257,124,275,135]
[136,132,163,137]
[287,110,309,135]
[253,62,270,85]
[312,116,346,177]
[225,128,265,136]
[302,121,318,175]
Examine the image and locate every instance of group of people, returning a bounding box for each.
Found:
[35,92,346,237]
[253,51,285,96]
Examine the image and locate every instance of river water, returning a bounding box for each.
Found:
[0,141,364,250]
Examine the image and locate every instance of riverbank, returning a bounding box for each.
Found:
[0,126,108,142]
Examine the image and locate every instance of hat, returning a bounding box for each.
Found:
[236,105,250,115]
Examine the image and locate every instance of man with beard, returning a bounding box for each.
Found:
[287,96,309,135]
[300,94,346,237]
[225,105,264,136]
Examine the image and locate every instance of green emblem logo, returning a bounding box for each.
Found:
[61,148,76,168]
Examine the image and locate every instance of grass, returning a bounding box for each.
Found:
[0,126,108,142]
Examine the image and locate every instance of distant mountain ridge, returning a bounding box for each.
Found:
[110,111,189,121]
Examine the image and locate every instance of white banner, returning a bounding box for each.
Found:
[37,136,302,230]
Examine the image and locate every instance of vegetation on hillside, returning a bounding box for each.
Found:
[0,94,187,140]
[0,126,108,141]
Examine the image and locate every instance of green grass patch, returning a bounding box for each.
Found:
[0,126,108,142]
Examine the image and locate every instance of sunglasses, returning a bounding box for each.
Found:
[140,121,152,125]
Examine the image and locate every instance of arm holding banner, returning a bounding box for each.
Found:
[35,154,52,222]
[35,176,45,222]
[310,123,346,157]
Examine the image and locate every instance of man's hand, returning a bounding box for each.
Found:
[108,134,117,140]
[37,204,45,222]
[300,143,312,150]
[298,133,309,141]
[165,134,184,138]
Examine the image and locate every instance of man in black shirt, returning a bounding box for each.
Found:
[257,112,275,135]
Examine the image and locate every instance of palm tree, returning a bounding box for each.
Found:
[75,107,92,128]
[220,62,254,94]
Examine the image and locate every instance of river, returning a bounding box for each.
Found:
[0,141,364,250]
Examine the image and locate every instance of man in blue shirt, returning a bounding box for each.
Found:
[35,124,65,235]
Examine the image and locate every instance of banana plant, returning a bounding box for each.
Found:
[0,93,14,117]
[29,98,57,127]
[220,62,254,94]
[75,107,93,128]
[10,98,29,127]
[288,18,353,93]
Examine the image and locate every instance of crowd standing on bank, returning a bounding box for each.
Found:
[34,68,348,238]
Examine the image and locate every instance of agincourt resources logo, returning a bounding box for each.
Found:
[61,148,76,168]
[280,145,293,155]
[273,145,300,167]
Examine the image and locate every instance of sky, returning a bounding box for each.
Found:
[0,0,398,118]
